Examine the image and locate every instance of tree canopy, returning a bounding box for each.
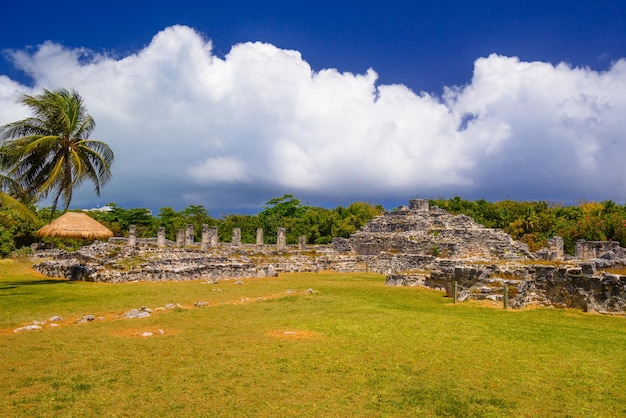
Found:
[4,194,626,257]
[0,88,114,215]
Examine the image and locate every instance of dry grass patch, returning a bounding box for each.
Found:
[470,259,575,267]
[267,329,322,340]
[602,266,626,275]
[111,328,179,338]
[399,268,431,275]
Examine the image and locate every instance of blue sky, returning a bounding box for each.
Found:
[1,1,626,214]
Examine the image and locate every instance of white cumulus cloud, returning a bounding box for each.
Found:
[1,26,626,211]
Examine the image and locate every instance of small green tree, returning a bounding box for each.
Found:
[258,194,306,244]
[88,203,154,237]
[180,205,215,239]
[331,202,382,238]
[219,214,259,243]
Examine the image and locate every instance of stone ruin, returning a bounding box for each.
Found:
[31,199,626,314]
[345,198,534,259]
[373,200,626,314]
[33,226,363,283]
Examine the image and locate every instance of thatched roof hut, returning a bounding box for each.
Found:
[36,212,114,240]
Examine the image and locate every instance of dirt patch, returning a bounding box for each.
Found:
[267,329,321,340]
[112,328,179,338]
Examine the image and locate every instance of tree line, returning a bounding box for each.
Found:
[430,197,626,254]
[3,195,626,257]
[88,194,383,245]
[0,194,383,256]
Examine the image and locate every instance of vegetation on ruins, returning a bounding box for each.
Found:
[0,88,114,218]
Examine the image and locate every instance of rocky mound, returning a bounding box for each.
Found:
[347,199,534,259]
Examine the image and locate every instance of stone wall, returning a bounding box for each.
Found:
[32,241,368,283]
[385,260,626,314]
[575,240,624,260]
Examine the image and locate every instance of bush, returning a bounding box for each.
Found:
[0,227,15,258]
[10,246,33,260]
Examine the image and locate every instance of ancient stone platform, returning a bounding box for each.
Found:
[32,199,626,314]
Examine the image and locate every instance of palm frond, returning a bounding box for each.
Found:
[0,174,38,222]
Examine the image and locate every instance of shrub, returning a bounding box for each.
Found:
[0,227,15,257]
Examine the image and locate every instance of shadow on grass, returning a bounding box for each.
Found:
[0,278,72,288]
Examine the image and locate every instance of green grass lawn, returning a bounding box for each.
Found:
[1,258,625,417]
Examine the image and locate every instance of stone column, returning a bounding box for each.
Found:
[176,229,185,248]
[547,236,564,260]
[201,224,210,250]
[157,227,166,247]
[256,228,264,246]
[209,227,219,248]
[298,235,307,250]
[127,225,136,247]
[575,240,583,259]
[232,228,241,247]
[277,227,286,250]
[185,224,194,247]
[575,240,590,259]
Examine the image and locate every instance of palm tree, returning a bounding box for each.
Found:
[0,88,114,217]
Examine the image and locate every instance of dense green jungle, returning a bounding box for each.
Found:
[2,194,625,257]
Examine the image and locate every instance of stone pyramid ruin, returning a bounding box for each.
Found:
[347,199,534,260]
